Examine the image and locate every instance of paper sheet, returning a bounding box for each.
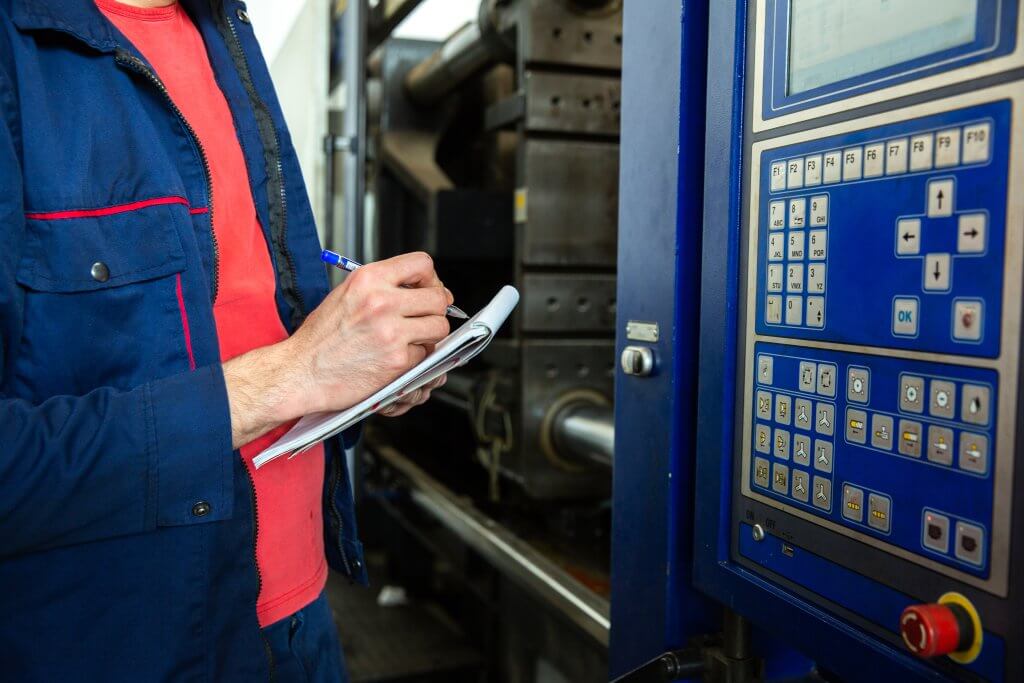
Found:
[254,285,519,468]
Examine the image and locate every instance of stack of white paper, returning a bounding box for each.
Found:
[254,285,519,468]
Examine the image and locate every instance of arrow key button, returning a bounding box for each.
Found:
[923,253,951,292]
[927,179,954,217]
[896,218,921,256]
[957,213,986,254]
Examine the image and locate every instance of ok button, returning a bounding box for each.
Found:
[893,297,919,337]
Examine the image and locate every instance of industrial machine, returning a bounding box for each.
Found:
[368,0,621,501]
[324,1,624,680]
[689,0,1024,680]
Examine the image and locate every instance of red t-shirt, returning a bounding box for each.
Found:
[97,0,327,627]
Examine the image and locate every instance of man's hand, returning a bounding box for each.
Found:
[222,252,453,448]
[379,374,447,418]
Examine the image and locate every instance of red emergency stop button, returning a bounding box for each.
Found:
[900,602,974,658]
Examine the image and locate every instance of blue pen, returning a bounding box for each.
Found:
[321,249,469,319]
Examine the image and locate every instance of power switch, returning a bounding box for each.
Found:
[899,602,975,659]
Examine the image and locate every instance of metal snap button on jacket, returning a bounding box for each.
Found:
[236,8,250,23]
[90,262,109,283]
[191,501,211,517]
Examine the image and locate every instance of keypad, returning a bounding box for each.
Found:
[749,343,997,575]
[751,351,837,514]
[763,189,829,329]
[764,118,996,347]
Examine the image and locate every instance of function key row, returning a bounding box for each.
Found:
[769,121,992,193]
[844,407,989,476]
[898,374,990,425]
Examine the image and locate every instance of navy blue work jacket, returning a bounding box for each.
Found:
[0,0,367,679]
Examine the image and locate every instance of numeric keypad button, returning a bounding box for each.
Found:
[808,230,827,260]
[785,296,803,325]
[766,264,783,293]
[766,295,783,324]
[809,195,828,226]
[788,232,805,260]
[807,263,825,294]
[788,198,806,228]
[806,296,825,328]
[769,201,786,230]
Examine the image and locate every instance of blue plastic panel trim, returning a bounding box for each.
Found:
[761,0,1017,120]
[755,101,1011,358]
[739,523,1006,681]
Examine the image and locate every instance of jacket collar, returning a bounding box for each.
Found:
[12,0,121,52]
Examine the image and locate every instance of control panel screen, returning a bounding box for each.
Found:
[788,0,979,95]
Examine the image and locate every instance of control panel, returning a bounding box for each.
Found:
[732,84,1022,680]
[756,102,1007,358]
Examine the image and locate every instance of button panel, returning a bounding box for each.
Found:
[759,106,1008,359]
[748,342,997,577]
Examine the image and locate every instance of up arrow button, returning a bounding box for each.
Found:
[927,179,954,217]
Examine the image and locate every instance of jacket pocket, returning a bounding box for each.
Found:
[13,201,196,399]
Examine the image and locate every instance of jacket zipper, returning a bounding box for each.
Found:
[115,49,274,679]
[243,464,277,682]
[114,52,220,303]
[328,454,351,575]
[214,3,306,329]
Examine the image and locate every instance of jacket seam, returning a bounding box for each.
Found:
[24,195,201,220]
[144,382,158,531]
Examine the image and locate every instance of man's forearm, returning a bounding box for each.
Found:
[222,339,309,449]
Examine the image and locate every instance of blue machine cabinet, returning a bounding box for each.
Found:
[609,0,715,677]
[694,1,1024,681]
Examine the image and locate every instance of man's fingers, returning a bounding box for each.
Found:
[379,252,443,288]
[398,286,450,317]
[423,374,447,391]
[406,316,450,345]
[407,342,429,365]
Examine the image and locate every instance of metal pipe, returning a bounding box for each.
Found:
[341,0,367,262]
[371,442,611,645]
[553,403,615,468]
[404,0,512,106]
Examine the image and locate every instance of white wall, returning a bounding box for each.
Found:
[392,0,479,41]
[245,0,331,239]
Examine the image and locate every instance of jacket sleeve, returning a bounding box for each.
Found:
[0,81,234,558]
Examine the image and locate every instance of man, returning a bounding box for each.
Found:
[0,0,451,680]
